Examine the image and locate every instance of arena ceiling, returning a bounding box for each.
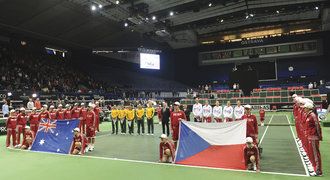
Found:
[0,0,328,49]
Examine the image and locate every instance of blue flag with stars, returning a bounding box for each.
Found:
[31,119,80,154]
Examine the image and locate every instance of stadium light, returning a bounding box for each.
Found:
[91,5,97,11]
[208,3,212,7]
[146,17,149,20]
[220,19,224,23]
[152,15,156,20]
[276,10,280,14]
[245,15,249,19]
[249,14,254,17]
[98,4,103,8]
[169,11,174,16]
[32,93,37,98]
[124,22,128,27]
[7,92,12,97]
[116,0,120,5]
[315,6,319,10]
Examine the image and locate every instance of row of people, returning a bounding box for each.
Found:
[292,94,322,176]
[192,98,265,125]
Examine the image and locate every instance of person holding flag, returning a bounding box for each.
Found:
[21,126,35,150]
[49,105,58,120]
[111,105,119,135]
[16,107,27,146]
[64,104,72,119]
[223,101,234,122]
[71,128,87,155]
[72,103,81,120]
[243,137,260,172]
[86,104,96,151]
[242,105,259,144]
[159,134,175,163]
[28,107,40,135]
[202,100,212,123]
[39,105,50,120]
[57,104,65,120]
[170,102,187,147]
[126,105,135,135]
[135,104,145,135]
[6,110,17,148]
[80,103,87,134]
[212,100,223,122]
[234,100,244,120]
[192,98,203,122]
[146,101,155,135]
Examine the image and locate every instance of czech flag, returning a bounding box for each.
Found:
[175,120,247,170]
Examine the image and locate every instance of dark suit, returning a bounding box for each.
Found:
[160,107,170,136]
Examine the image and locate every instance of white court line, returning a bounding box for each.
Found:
[259,115,274,145]
[285,115,310,176]
[7,148,308,177]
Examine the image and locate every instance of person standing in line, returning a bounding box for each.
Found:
[160,102,171,136]
[183,104,191,122]
[146,101,155,135]
[2,99,9,117]
[126,105,135,135]
[170,102,187,148]
[192,98,203,122]
[223,101,234,122]
[118,106,127,134]
[6,110,17,148]
[202,101,212,123]
[136,104,145,135]
[212,100,223,122]
[234,100,244,121]
[111,105,119,135]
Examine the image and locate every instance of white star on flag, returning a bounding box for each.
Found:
[57,149,60,152]
[55,133,59,136]
[39,139,45,145]
[65,137,68,140]
[67,121,70,125]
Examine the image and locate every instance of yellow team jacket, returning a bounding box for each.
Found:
[111,109,118,119]
[146,107,155,119]
[118,109,126,119]
[126,109,135,121]
[136,108,145,120]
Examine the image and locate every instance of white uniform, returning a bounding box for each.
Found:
[202,105,212,122]
[234,106,245,120]
[223,106,233,122]
[192,103,203,122]
[212,106,223,122]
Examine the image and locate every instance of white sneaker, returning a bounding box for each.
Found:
[28,147,31,150]
[146,133,150,135]
[261,123,264,126]
[151,134,154,136]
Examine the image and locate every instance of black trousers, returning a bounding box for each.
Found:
[147,118,154,134]
[120,119,126,133]
[127,120,134,134]
[162,120,170,136]
[112,118,118,134]
[137,119,145,134]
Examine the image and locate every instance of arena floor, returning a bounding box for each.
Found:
[0,112,329,180]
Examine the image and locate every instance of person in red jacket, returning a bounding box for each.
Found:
[94,101,101,132]
[159,134,175,163]
[259,107,265,126]
[16,107,28,146]
[304,102,322,176]
[49,105,58,120]
[71,103,81,119]
[71,128,87,155]
[157,105,163,122]
[243,137,260,172]
[80,103,87,134]
[86,104,96,151]
[28,108,40,135]
[170,102,186,147]
[242,105,258,144]
[64,104,72,119]
[6,110,17,148]
[39,105,50,120]
[57,104,65,120]
[21,126,35,150]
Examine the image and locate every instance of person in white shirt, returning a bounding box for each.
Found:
[234,100,245,120]
[202,101,212,123]
[223,101,233,122]
[212,100,223,122]
[192,98,203,122]
[26,98,34,110]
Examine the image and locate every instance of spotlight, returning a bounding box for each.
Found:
[116,0,120,5]
[7,92,12,97]
[249,14,254,17]
[208,3,212,7]
[276,10,280,14]
[98,4,103,8]
[245,15,249,19]
[32,93,37,98]
[315,6,319,10]
[169,11,174,16]
[124,22,128,27]
[152,16,156,20]
[91,5,97,11]
[146,17,149,20]
[220,19,224,23]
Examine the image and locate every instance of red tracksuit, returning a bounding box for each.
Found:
[6,116,17,147]
[94,107,100,132]
[305,111,322,175]
[159,141,176,161]
[170,110,186,141]
[22,130,35,148]
[259,109,265,123]
[243,144,260,170]
[242,114,258,144]
[49,110,58,120]
[16,113,27,145]
[80,108,87,134]
[72,107,81,119]
[29,113,40,135]
[39,111,50,120]
[86,111,96,138]
[64,109,72,119]
[293,103,299,138]
[71,133,87,154]
[57,109,65,120]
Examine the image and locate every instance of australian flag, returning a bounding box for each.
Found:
[31,119,80,154]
